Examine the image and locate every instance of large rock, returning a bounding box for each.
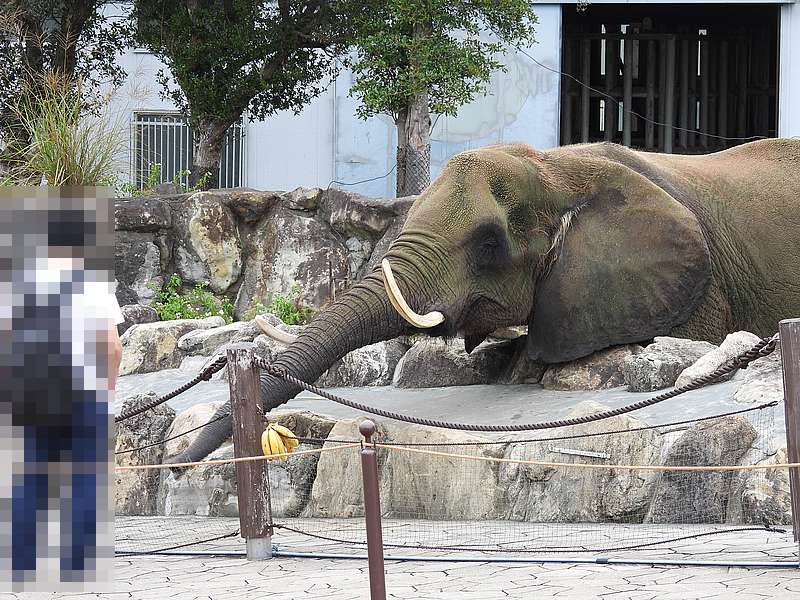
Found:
[499,401,664,522]
[541,345,643,391]
[115,393,176,515]
[393,338,515,388]
[234,206,348,317]
[171,192,243,293]
[727,448,792,526]
[733,344,784,405]
[119,316,225,375]
[675,331,762,388]
[645,416,758,524]
[177,320,260,356]
[304,420,501,520]
[115,196,172,232]
[163,400,228,458]
[497,338,546,384]
[285,187,322,211]
[623,337,717,392]
[114,231,163,305]
[219,189,281,223]
[118,303,159,335]
[317,340,409,387]
[318,189,409,240]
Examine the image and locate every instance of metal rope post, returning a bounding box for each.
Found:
[227,342,272,560]
[779,319,800,542]
[360,420,386,599]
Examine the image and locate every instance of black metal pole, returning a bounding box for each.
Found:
[359,420,386,599]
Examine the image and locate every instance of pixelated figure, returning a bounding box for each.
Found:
[0,188,118,591]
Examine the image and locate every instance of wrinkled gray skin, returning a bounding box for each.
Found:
[168,139,800,470]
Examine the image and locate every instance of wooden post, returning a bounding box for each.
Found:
[645,40,656,149]
[664,37,676,153]
[227,342,272,560]
[581,39,591,143]
[779,319,800,542]
[360,420,386,599]
[622,31,633,147]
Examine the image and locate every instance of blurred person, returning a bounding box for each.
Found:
[4,203,119,588]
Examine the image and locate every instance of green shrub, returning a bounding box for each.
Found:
[151,274,234,323]
[113,164,212,198]
[244,285,314,325]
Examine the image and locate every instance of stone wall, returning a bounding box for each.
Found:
[114,187,415,318]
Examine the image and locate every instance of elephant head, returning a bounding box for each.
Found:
[169,143,711,468]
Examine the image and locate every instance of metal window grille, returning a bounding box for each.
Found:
[130,112,246,189]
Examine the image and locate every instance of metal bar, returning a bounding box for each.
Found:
[622,31,633,147]
[779,319,800,542]
[700,38,710,148]
[664,37,676,153]
[227,342,272,560]
[737,34,749,138]
[718,40,729,145]
[688,37,698,149]
[561,38,573,145]
[549,447,610,460]
[359,420,386,600]
[679,38,689,149]
[604,32,617,141]
[581,39,591,143]
[645,40,656,149]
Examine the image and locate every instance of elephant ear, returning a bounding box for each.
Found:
[527,165,711,364]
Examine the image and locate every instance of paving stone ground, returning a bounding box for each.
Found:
[11,516,796,599]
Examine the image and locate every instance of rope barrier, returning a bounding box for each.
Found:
[374,443,799,472]
[255,334,779,433]
[115,355,228,423]
[114,442,360,471]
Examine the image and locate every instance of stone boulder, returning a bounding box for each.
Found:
[171,192,243,293]
[727,448,792,526]
[541,345,643,391]
[285,187,322,211]
[234,205,348,317]
[114,393,176,515]
[177,320,261,356]
[645,416,758,524]
[497,338,546,384]
[393,338,515,388]
[119,316,225,375]
[675,331,762,388]
[219,189,281,223]
[623,337,717,392]
[118,303,159,335]
[733,345,784,405]
[499,401,664,522]
[304,419,501,520]
[163,400,228,458]
[317,340,409,387]
[115,196,172,232]
[317,189,406,241]
[114,231,163,306]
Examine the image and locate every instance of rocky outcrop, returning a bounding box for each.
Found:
[115,188,414,317]
[500,401,664,522]
[541,345,643,391]
[114,393,175,515]
[393,338,516,388]
[727,448,792,526]
[675,331,762,388]
[177,320,261,356]
[119,316,226,375]
[733,345,784,405]
[119,303,159,335]
[317,340,410,387]
[645,416,758,524]
[623,337,717,392]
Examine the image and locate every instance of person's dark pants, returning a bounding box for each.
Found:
[11,393,108,579]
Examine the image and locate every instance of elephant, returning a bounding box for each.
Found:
[168,138,800,468]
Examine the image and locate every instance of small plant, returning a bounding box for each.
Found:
[245,286,314,325]
[114,165,212,198]
[151,274,234,323]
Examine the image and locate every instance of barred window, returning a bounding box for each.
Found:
[130,112,246,190]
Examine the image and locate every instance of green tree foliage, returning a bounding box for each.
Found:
[131,0,364,190]
[0,1,132,159]
[348,0,537,196]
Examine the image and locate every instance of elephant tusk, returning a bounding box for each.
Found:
[254,314,299,345]
[381,259,445,329]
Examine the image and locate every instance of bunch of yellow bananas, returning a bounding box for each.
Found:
[261,423,299,460]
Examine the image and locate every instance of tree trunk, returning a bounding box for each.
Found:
[190,117,229,190]
[395,22,432,198]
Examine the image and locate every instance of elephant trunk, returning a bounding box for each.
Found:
[168,272,409,468]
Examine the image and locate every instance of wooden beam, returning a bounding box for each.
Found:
[779,319,800,542]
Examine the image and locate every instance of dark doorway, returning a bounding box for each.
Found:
[560,4,779,153]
